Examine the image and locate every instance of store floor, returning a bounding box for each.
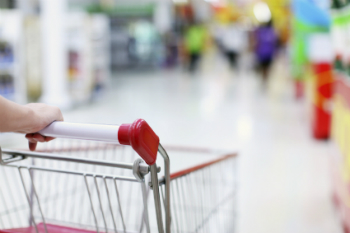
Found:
[59,52,342,233]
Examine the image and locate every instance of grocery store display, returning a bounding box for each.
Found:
[0,6,111,107]
[329,1,350,232]
[0,41,15,100]
[24,16,42,101]
[0,10,25,104]
[308,34,333,139]
[292,0,332,139]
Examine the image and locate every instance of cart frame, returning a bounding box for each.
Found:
[0,119,237,233]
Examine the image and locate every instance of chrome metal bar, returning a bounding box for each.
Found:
[1,149,134,170]
[18,168,39,233]
[170,184,179,233]
[189,175,198,232]
[200,168,207,233]
[78,179,88,225]
[114,179,126,233]
[179,178,190,232]
[41,158,52,220]
[28,168,48,233]
[158,144,171,233]
[3,164,138,182]
[66,151,81,222]
[125,175,134,225]
[29,159,35,229]
[0,168,22,226]
[215,165,222,233]
[0,178,13,228]
[115,148,126,231]
[70,173,80,223]
[94,176,108,232]
[158,185,168,232]
[150,163,164,233]
[84,175,99,233]
[60,173,70,222]
[195,191,236,232]
[1,155,25,164]
[141,181,150,233]
[185,175,194,232]
[79,148,92,225]
[159,187,165,210]
[52,157,62,222]
[103,178,118,233]
[208,166,214,233]
[175,180,184,233]
[233,158,237,232]
[0,209,4,228]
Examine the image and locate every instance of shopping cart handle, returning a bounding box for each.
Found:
[39,119,159,165]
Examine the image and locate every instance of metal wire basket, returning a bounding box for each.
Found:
[0,120,237,233]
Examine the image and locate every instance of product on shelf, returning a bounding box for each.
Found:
[24,16,42,101]
[0,73,14,100]
[329,0,350,232]
[0,40,15,101]
[66,12,111,104]
[0,10,25,104]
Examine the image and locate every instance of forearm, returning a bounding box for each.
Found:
[0,96,63,150]
[0,96,35,133]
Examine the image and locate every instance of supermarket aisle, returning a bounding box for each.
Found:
[60,53,341,233]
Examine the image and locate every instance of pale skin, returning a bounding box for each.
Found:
[0,96,63,151]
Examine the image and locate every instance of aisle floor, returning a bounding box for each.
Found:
[59,54,341,232]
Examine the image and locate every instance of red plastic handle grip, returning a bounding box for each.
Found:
[118,119,159,165]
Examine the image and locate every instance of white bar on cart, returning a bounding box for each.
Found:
[39,122,120,143]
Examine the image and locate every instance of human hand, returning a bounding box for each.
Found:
[23,103,64,151]
[25,134,56,151]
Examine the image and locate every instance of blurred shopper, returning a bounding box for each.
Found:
[254,20,277,82]
[0,96,63,151]
[184,21,207,72]
[164,31,178,68]
[222,22,247,69]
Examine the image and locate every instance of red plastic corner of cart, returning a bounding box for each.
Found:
[118,119,159,165]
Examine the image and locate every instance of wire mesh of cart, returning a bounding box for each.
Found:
[0,119,237,233]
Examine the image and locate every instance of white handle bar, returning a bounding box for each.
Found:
[39,121,121,143]
[39,119,160,165]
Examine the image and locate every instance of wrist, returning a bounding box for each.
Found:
[20,105,38,133]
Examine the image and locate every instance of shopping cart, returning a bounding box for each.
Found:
[0,119,237,233]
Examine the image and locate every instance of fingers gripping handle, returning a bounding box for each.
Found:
[39,119,159,165]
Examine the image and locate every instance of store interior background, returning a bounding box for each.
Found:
[0,0,347,232]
